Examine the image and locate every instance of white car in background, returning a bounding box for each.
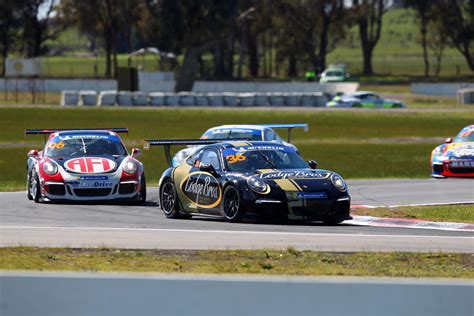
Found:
[171,124,308,167]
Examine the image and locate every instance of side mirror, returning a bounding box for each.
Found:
[445,138,453,144]
[200,164,219,176]
[308,160,318,169]
[131,148,141,157]
[28,149,39,158]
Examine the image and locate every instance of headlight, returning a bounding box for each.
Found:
[43,161,58,175]
[331,173,346,192]
[123,160,138,174]
[247,176,269,194]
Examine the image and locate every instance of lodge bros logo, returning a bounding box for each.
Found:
[64,157,116,174]
[181,172,221,208]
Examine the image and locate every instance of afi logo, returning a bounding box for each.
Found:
[65,157,116,174]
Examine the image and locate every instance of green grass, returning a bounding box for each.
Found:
[353,204,474,223]
[0,107,472,190]
[1,247,472,278]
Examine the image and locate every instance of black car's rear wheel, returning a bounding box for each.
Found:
[223,186,244,222]
[160,180,180,218]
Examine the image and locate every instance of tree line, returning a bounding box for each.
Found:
[0,0,472,91]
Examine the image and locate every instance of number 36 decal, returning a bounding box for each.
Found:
[226,153,246,164]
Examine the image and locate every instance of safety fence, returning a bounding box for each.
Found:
[61,90,331,107]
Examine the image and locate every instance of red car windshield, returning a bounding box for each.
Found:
[45,133,127,157]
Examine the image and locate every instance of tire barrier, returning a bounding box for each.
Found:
[133,92,149,106]
[79,90,97,106]
[457,88,474,105]
[97,90,117,106]
[60,90,80,106]
[61,91,331,107]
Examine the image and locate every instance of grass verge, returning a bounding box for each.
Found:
[352,204,474,224]
[0,247,472,278]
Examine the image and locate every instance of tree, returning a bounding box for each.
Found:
[20,0,61,57]
[174,0,238,92]
[0,0,23,75]
[426,14,448,76]
[353,0,387,75]
[438,0,473,71]
[408,0,433,77]
[61,0,121,78]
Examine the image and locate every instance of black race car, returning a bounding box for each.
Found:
[145,140,351,224]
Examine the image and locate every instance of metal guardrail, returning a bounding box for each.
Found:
[1,272,473,316]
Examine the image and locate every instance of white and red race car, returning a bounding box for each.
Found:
[25,128,146,203]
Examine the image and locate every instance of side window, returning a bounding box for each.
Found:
[186,150,203,167]
[200,150,221,171]
[264,129,277,141]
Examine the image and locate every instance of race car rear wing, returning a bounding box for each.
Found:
[144,139,246,166]
[260,124,308,143]
[25,128,129,135]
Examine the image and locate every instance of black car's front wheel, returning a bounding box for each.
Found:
[160,180,180,218]
[222,186,244,222]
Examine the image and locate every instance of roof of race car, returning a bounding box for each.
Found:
[206,125,268,132]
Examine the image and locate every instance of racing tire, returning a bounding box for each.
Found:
[392,104,402,108]
[222,186,244,223]
[26,170,33,200]
[352,103,362,108]
[160,179,180,218]
[28,169,41,203]
[138,174,147,204]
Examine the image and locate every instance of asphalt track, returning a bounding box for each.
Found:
[0,178,473,252]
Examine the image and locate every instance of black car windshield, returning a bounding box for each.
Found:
[454,128,474,143]
[45,133,127,157]
[201,128,262,141]
[223,145,308,171]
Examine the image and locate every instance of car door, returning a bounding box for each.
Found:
[366,94,383,108]
[175,148,223,215]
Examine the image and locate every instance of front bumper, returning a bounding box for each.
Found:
[41,180,141,201]
[431,161,474,178]
[243,189,351,221]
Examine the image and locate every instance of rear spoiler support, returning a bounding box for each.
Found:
[260,124,308,143]
[144,139,227,166]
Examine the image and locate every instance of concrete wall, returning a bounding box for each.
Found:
[2,272,472,316]
[1,77,358,94]
[411,82,474,97]
[140,80,359,94]
[0,78,116,92]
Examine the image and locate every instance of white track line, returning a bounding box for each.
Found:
[0,226,472,239]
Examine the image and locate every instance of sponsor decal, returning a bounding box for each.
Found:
[449,160,474,168]
[80,176,109,180]
[449,145,474,158]
[260,171,330,180]
[211,128,260,135]
[297,192,327,199]
[181,172,222,208]
[64,157,116,174]
[69,181,113,188]
[59,134,113,140]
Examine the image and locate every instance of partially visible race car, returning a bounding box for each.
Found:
[145,139,351,224]
[326,91,405,108]
[431,125,474,178]
[25,128,146,203]
[171,124,308,167]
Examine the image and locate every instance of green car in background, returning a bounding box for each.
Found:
[326,91,405,108]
